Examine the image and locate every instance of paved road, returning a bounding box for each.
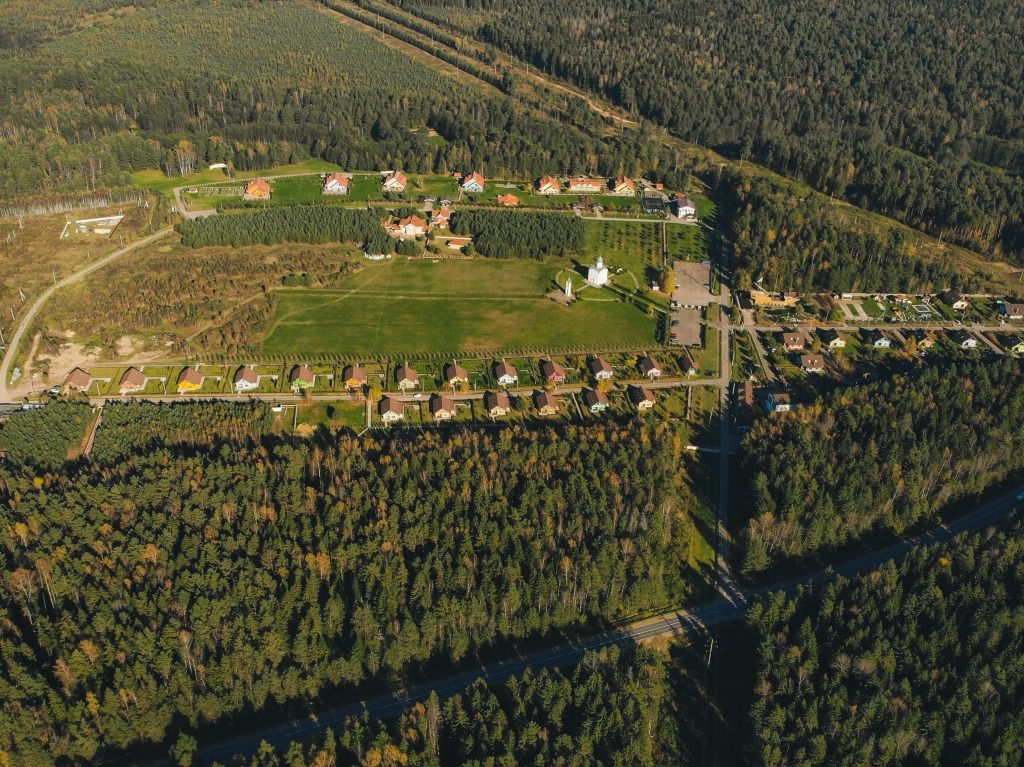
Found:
[0,228,175,401]
[143,483,1019,767]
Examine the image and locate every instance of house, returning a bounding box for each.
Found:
[62,367,92,392]
[583,388,610,413]
[908,330,936,350]
[496,193,520,207]
[534,390,560,416]
[820,328,845,348]
[430,394,456,420]
[494,361,518,386]
[382,171,408,193]
[863,329,892,348]
[589,357,613,380]
[674,195,697,219]
[628,385,656,411]
[243,178,271,200]
[118,367,147,394]
[948,329,978,349]
[430,208,452,228]
[396,363,420,390]
[177,367,204,394]
[395,215,428,237]
[567,177,606,194]
[233,365,261,392]
[537,175,561,195]
[290,364,316,390]
[763,390,795,413]
[781,332,806,351]
[941,290,969,311]
[640,191,666,214]
[637,355,662,380]
[447,238,470,251]
[540,359,566,383]
[444,361,469,388]
[1005,336,1024,355]
[380,396,405,423]
[461,172,485,193]
[321,173,349,195]
[484,390,511,417]
[1000,302,1024,319]
[681,350,699,376]
[800,354,826,373]
[611,176,636,195]
[342,364,368,389]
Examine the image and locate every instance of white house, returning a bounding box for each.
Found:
[461,172,485,193]
[380,397,405,424]
[587,256,610,286]
[537,175,561,195]
[567,177,606,194]
[233,366,261,392]
[382,171,408,192]
[589,357,613,380]
[675,195,697,219]
[494,361,518,386]
[322,173,349,195]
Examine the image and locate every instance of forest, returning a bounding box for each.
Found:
[748,521,1024,766]
[395,0,1024,259]
[740,357,1024,573]
[175,207,387,251]
[449,210,585,259]
[0,403,700,765]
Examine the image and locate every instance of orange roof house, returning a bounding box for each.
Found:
[496,194,520,207]
[177,367,204,393]
[396,215,428,237]
[382,171,408,192]
[63,368,92,392]
[321,173,349,195]
[118,367,147,394]
[342,364,368,388]
[537,175,561,195]
[612,176,636,195]
[461,172,486,192]
[243,178,271,200]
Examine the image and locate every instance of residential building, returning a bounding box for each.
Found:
[484,390,511,417]
[628,385,656,411]
[396,363,420,390]
[536,175,561,195]
[395,214,427,237]
[243,178,271,200]
[321,173,349,195]
[583,388,610,412]
[233,365,261,392]
[540,359,566,383]
[444,362,469,388]
[637,355,662,380]
[534,390,560,415]
[461,172,485,193]
[1006,336,1024,355]
[611,176,636,195]
[948,329,978,349]
[382,171,408,193]
[63,367,92,392]
[343,364,367,389]
[589,356,613,380]
[567,176,606,193]
[907,330,936,350]
[177,367,204,393]
[431,208,452,228]
[118,367,147,395]
[674,195,697,219]
[290,364,316,390]
[430,394,456,420]
[380,396,405,423]
[496,193,520,207]
[820,328,845,348]
[763,390,795,413]
[640,191,666,214]
[800,354,826,373]
[781,332,806,351]
[940,290,969,311]
[494,361,518,386]
[1000,302,1024,319]
[863,329,892,348]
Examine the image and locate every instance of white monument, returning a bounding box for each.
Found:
[587,256,609,286]
[565,277,573,297]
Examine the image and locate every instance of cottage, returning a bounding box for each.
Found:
[819,328,845,348]
[444,361,469,388]
[321,173,349,195]
[118,367,147,395]
[484,390,511,417]
[611,177,636,195]
[380,396,405,423]
[800,354,826,373]
[907,330,936,350]
[430,394,456,420]
[496,193,520,207]
[940,290,969,311]
[494,361,518,386]
[396,363,420,390]
[430,208,452,228]
[177,367,204,394]
[382,171,408,193]
[233,365,261,392]
[461,172,485,193]
[63,367,92,392]
[628,385,656,411]
[674,195,697,219]
[536,175,561,195]
[863,329,892,348]
[588,356,613,380]
[243,178,271,201]
[781,332,806,351]
[763,390,795,413]
[1000,302,1024,319]
[1006,337,1024,355]
[540,359,566,383]
[948,329,978,349]
[534,390,560,416]
[567,176,606,194]
[395,215,428,237]
[637,355,662,380]
[342,364,368,389]
[290,364,316,390]
[583,388,610,413]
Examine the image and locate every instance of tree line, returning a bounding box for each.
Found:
[175,208,386,250]
[449,209,584,259]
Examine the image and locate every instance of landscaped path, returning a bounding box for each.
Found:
[0,228,175,403]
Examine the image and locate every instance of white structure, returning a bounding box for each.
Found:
[565,277,573,297]
[587,257,609,287]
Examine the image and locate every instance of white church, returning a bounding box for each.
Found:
[587,256,609,286]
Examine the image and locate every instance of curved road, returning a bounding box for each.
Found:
[0,228,174,402]
[140,483,1018,767]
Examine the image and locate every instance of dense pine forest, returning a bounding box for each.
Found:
[0,403,700,764]
[749,522,1024,766]
[396,0,1024,259]
[449,210,585,259]
[175,207,388,251]
[740,358,1024,573]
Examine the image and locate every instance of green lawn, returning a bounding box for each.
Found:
[262,258,657,356]
[583,220,662,284]
[667,224,710,262]
[133,159,342,198]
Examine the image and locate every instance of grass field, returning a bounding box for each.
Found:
[583,220,662,284]
[262,258,657,356]
[133,160,343,199]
